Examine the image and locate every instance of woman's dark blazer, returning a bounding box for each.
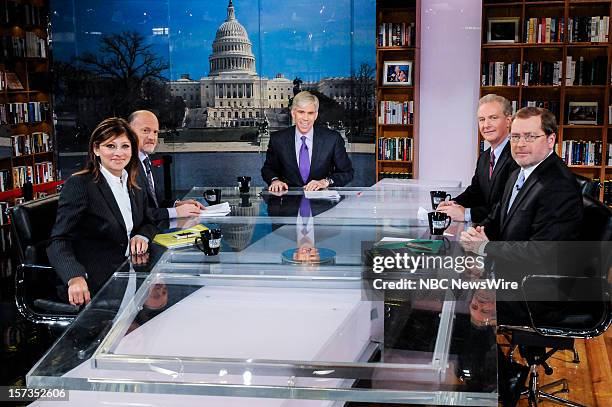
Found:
[47,172,158,293]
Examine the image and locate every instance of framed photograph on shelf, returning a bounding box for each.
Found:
[567,102,598,125]
[382,61,412,86]
[487,17,520,44]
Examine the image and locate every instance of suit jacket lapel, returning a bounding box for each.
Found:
[97,177,127,233]
[310,127,324,180]
[488,143,511,199]
[502,174,538,232]
[500,168,518,227]
[286,127,301,183]
[129,187,140,231]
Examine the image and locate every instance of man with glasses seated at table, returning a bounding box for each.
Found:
[460,106,582,248]
[438,94,518,223]
[460,106,583,407]
[261,91,354,192]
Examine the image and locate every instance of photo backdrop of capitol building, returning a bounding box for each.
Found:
[51,0,375,148]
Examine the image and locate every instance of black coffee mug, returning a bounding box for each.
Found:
[237,176,251,193]
[430,190,452,210]
[240,194,252,207]
[203,188,221,205]
[195,228,222,255]
[428,211,451,235]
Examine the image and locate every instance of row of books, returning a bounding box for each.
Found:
[0,170,8,192]
[561,140,603,166]
[0,101,50,124]
[522,100,560,119]
[0,1,43,26]
[524,17,565,44]
[378,101,414,124]
[565,56,607,86]
[482,62,521,86]
[11,132,52,156]
[33,161,54,184]
[0,32,46,58]
[378,22,416,47]
[5,163,54,190]
[518,16,608,44]
[608,143,612,166]
[568,16,609,43]
[378,171,412,180]
[482,61,563,87]
[377,137,413,161]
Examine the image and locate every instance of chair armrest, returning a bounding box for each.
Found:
[14,263,76,328]
[521,275,612,339]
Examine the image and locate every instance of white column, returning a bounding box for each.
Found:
[418,0,482,186]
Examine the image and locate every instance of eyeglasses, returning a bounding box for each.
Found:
[509,133,547,143]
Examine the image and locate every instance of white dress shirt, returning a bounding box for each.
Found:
[99,165,134,256]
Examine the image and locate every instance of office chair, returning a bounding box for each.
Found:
[502,195,612,407]
[574,174,600,200]
[10,194,77,330]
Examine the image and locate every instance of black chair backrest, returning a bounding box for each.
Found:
[575,174,600,199]
[579,195,612,241]
[10,194,59,265]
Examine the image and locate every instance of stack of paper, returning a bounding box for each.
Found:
[304,190,341,201]
[200,202,231,217]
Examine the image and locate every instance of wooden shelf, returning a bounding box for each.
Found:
[562,125,604,129]
[376,0,419,181]
[566,43,609,48]
[377,46,416,51]
[481,0,612,204]
[0,180,62,201]
[0,0,57,196]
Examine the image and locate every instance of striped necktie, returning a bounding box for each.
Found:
[143,156,158,207]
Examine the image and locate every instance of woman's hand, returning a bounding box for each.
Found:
[67,276,90,306]
[130,236,149,256]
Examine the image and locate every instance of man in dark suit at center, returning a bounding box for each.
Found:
[261,91,354,192]
[438,94,518,223]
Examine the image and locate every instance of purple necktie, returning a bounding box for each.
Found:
[299,196,312,218]
[299,136,310,183]
[489,150,496,179]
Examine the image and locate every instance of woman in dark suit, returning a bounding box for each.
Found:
[48,118,158,306]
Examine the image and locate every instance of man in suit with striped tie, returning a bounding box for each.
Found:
[128,110,204,223]
[438,94,518,223]
[459,107,584,407]
[460,106,582,250]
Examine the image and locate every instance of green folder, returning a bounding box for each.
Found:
[373,239,444,254]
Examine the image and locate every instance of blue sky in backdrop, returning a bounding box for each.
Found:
[50,0,375,82]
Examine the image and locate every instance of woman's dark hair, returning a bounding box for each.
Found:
[76,117,141,189]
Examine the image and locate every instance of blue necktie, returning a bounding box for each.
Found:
[507,170,525,213]
[299,136,310,183]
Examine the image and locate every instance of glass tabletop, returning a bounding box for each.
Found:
[28,269,497,406]
[182,184,466,222]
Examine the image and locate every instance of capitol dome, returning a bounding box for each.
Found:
[209,0,256,76]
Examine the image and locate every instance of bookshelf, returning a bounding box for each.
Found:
[481,0,612,205]
[375,0,420,181]
[0,0,58,225]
